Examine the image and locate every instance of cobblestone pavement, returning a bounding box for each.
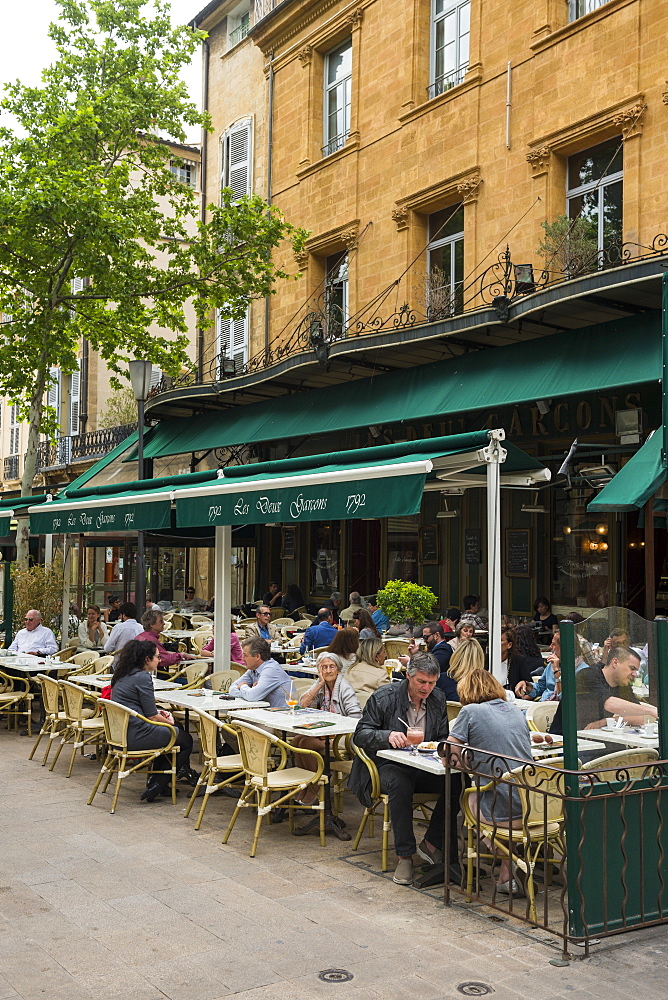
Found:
[1,729,668,1000]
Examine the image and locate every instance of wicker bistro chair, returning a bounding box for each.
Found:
[446,701,462,723]
[524,701,559,733]
[51,644,78,663]
[184,707,246,830]
[222,719,327,857]
[190,614,213,625]
[350,743,438,872]
[191,632,213,654]
[383,639,411,660]
[29,673,68,765]
[0,669,34,735]
[67,651,101,675]
[462,759,568,923]
[580,747,659,781]
[88,700,178,813]
[49,680,106,777]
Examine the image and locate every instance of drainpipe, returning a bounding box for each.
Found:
[264,51,275,350]
[505,62,511,150]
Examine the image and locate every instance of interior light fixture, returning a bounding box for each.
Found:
[595,523,608,535]
[521,490,547,514]
[436,494,459,518]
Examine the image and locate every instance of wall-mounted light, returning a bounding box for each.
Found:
[595,523,608,535]
[589,540,599,551]
[563,525,572,534]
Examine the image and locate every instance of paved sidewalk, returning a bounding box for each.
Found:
[1,730,668,1000]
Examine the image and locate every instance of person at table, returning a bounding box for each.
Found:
[446,637,485,697]
[201,630,244,665]
[601,627,630,659]
[440,607,461,634]
[244,605,282,642]
[576,645,656,729]
[77,605,110,651]
[262,581,283,607]
[109,639,197,801]
[399,622,453,689]
[300,608,338,654]
[367,596,389,633]
[340,591,365,623]
[532,596,559,633]
[135,609,198,671]
[228,636,292,707]
[156,590,174,613]
[281,583,306,619]
[103,602,143,659]
[350,652,461,887]
[323,591,343,623]
[346,637,389,702]
[443,667,534,894]
[103,595,122,624]
[325,626,359,671]
[489,626,535,698]
[513,624,544,676]
[448,620,475,651]
[352,608,381,640]
[459,595,486,631]
[291,652,363,805]
[179,587,208,613]
[525,630,587,702]
[8,609,58,656]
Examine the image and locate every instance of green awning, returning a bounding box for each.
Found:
[588,431,666,512]
[30,490,174,535]
[133,313,660,460]
[175,431,550,528]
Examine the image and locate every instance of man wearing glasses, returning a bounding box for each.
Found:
[9,610,58,656]
[180,587,208,613]
[244,605,281,642]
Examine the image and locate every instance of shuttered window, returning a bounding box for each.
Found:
[47,366,61,423]
[69,360,81,436]
[216,309,248,376]
[9,404,20,456]
[221,118,252,201]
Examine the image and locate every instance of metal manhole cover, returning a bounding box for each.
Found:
[318,969,354,983]
[457,983,494,996]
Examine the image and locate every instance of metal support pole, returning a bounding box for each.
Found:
[486,443,501,672]
[645,496,656,620]
[655,619,668,759]
[213,525,232,673]
[61,537,71,650]
[136,397,146,611]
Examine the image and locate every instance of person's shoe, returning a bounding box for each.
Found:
[140,780,164,803]
[416,839,443,865]
[177,766,200,787]
[159,786,180,797]
[393,857,414,885]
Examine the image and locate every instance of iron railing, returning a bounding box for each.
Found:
[254,0,279,22]
[3,455,19,481]
[322,132,349,158]
[37,423,136,471]
[148,233,668,400]
[229,16,250,45]
[427,63,469,100]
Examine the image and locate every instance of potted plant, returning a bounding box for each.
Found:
[537,214,598,279]
[376,580,437,628]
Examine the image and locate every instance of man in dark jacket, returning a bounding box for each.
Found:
[350,653,461,886]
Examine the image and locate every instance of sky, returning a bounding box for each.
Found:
[0,0,205,142]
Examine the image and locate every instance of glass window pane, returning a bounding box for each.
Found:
[429,204,464,241]
[327,40,352,85]
[459,1,470,33]
[567,137,623,190]
[603,179,623,250]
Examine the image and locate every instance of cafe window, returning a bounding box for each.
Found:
[310,522,340,596]
[387,515,420,583]
[552,492,610,610]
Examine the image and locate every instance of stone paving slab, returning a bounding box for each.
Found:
[2,729,668,999]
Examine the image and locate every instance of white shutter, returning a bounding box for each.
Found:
[150,365,162,389]
[71,276,85,293]
[69,360,81,436]
[222,118,252,201]
[47,367,61,425]
[9,405,20,455]
[216,309,248,375]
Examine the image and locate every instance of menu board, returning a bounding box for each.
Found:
[464,529,481,565]
[506,528,531,577]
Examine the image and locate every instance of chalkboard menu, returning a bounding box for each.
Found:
[419,526,439,564]
[506,528,531,577]
[464,529,481,565]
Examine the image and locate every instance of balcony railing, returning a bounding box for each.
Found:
[427,64,469,100]
[322,132,349,158]
[3,455,19,481]
[37,423,136,472]
[229,16,250,45]
[148,233,668,399]
[568,0,610,21]
[254,0,280,22]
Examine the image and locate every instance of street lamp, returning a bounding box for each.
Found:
[129,360,153,612]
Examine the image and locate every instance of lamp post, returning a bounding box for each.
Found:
[128,360,153,612]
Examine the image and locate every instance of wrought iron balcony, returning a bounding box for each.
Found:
[229,16,249,45]
[254,0,280,23]
[37,424,136,472]
[427,64,469,100]
[3,455,19,481]
[148,233,668,401]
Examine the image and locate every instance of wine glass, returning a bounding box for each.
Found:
[286,683,298,715]
[406,727,423,755]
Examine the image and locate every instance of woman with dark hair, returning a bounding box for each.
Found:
[282,583,306,619]
[352,607,380,639]
[110,640,197,801]
[532,597,559,631]
[325,626,359,670]
[513,624,544,674]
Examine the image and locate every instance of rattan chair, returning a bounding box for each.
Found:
[29,673,68,765]
[524,701,559,733]
[87,699,178,813]
[51,644,78,663]
[190,614,213,625]
[0,669,34,735]
[383,639,411,659]
[206,670,240,692]
[184,707,245,830]
[230,661,246,675]
[191,632,212,654]
[271,617,296,626]
[580,748,659,781]
[169,613,189,630]
[68,651,100,671]
[49,680,105,777]
[446,700,462,723]
[93,655,114,673]
[350,743,437,871]
[222,719,326,856]
[293,619,314,629]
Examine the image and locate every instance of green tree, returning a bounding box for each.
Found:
[97,387,138,429]
[537,214,599,278]
[0,0,306,565]
[376,581,438,628]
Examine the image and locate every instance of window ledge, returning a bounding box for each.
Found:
[531,0,637,54]
[296,134,360,180]
[398,67,482,126]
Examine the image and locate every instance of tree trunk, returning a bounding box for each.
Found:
[16,377,46,570]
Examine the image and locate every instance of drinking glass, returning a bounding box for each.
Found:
[286,683,298,715]
[406,727,423,754]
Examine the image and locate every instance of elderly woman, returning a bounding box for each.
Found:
[291,651,362,805]
[77,605,110,651]
[352,608,381,639]
[110,639,197,800]
[325,626,360,671]
[448,620,475,651]
[345,637,389,700]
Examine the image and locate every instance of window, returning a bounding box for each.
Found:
[228,3,250,45]
[568,0,611,21]
[324,251,348,337]
[9,404,20,457]
[323,39,352,157]
[427,204,464,318]
[170,159,197,188]
[430,0,470,99]
[70,360,81,437]
[567,137,623,261]
[221,118,252,201]
[216,309,248,376]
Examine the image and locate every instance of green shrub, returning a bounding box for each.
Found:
[10,560,65,641]
[376,580,438,627]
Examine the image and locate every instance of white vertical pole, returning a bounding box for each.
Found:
[61,537,71,650]
[44,534,53,567]
[486,446,502,673]
[214,525,232,673]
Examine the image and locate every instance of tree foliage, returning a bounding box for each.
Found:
[537,214,599,276]
[97,387,138,429]
[376,580,437,627]
[0,0,306,562]
[11,559,65,641]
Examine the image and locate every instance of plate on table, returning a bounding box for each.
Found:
[533,738,563,749]
[416,741,439,754]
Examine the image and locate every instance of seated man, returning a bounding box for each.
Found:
[368,596,389,633]
[398,623,456,700]
[459,594,486,632]
[350,653,460,886]
[300,608,338,654]
[103,602,143,659]
[340,591,365,623]
[135,609,197,672]
[228,637,291,707]
[179,587,208,613]
[577,645,656,729]
[103,595,122,623]
[9,609,58,656]
[244,605,281,642]
[262,581,283,607]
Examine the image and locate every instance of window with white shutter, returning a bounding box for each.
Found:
[47,366,61,424]
[221,118,252,201]
[9,404,20,456]
[150,365,162,390]
[69,360,81,436]
[216,309,248,376]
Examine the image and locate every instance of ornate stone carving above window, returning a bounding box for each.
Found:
[526,147,551,177]
[456,173,482,203]
[346,7,364,28]
[612,102,647,141]
[298,45,313,66]
[391,206,409,232]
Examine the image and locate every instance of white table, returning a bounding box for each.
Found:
[155,690,269,713]
[75,673,182,692]
[284,663,319,676]
[378,747,445,774]
[162,629,197,640]
[577,728,659,750]
[0,654,55,674]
